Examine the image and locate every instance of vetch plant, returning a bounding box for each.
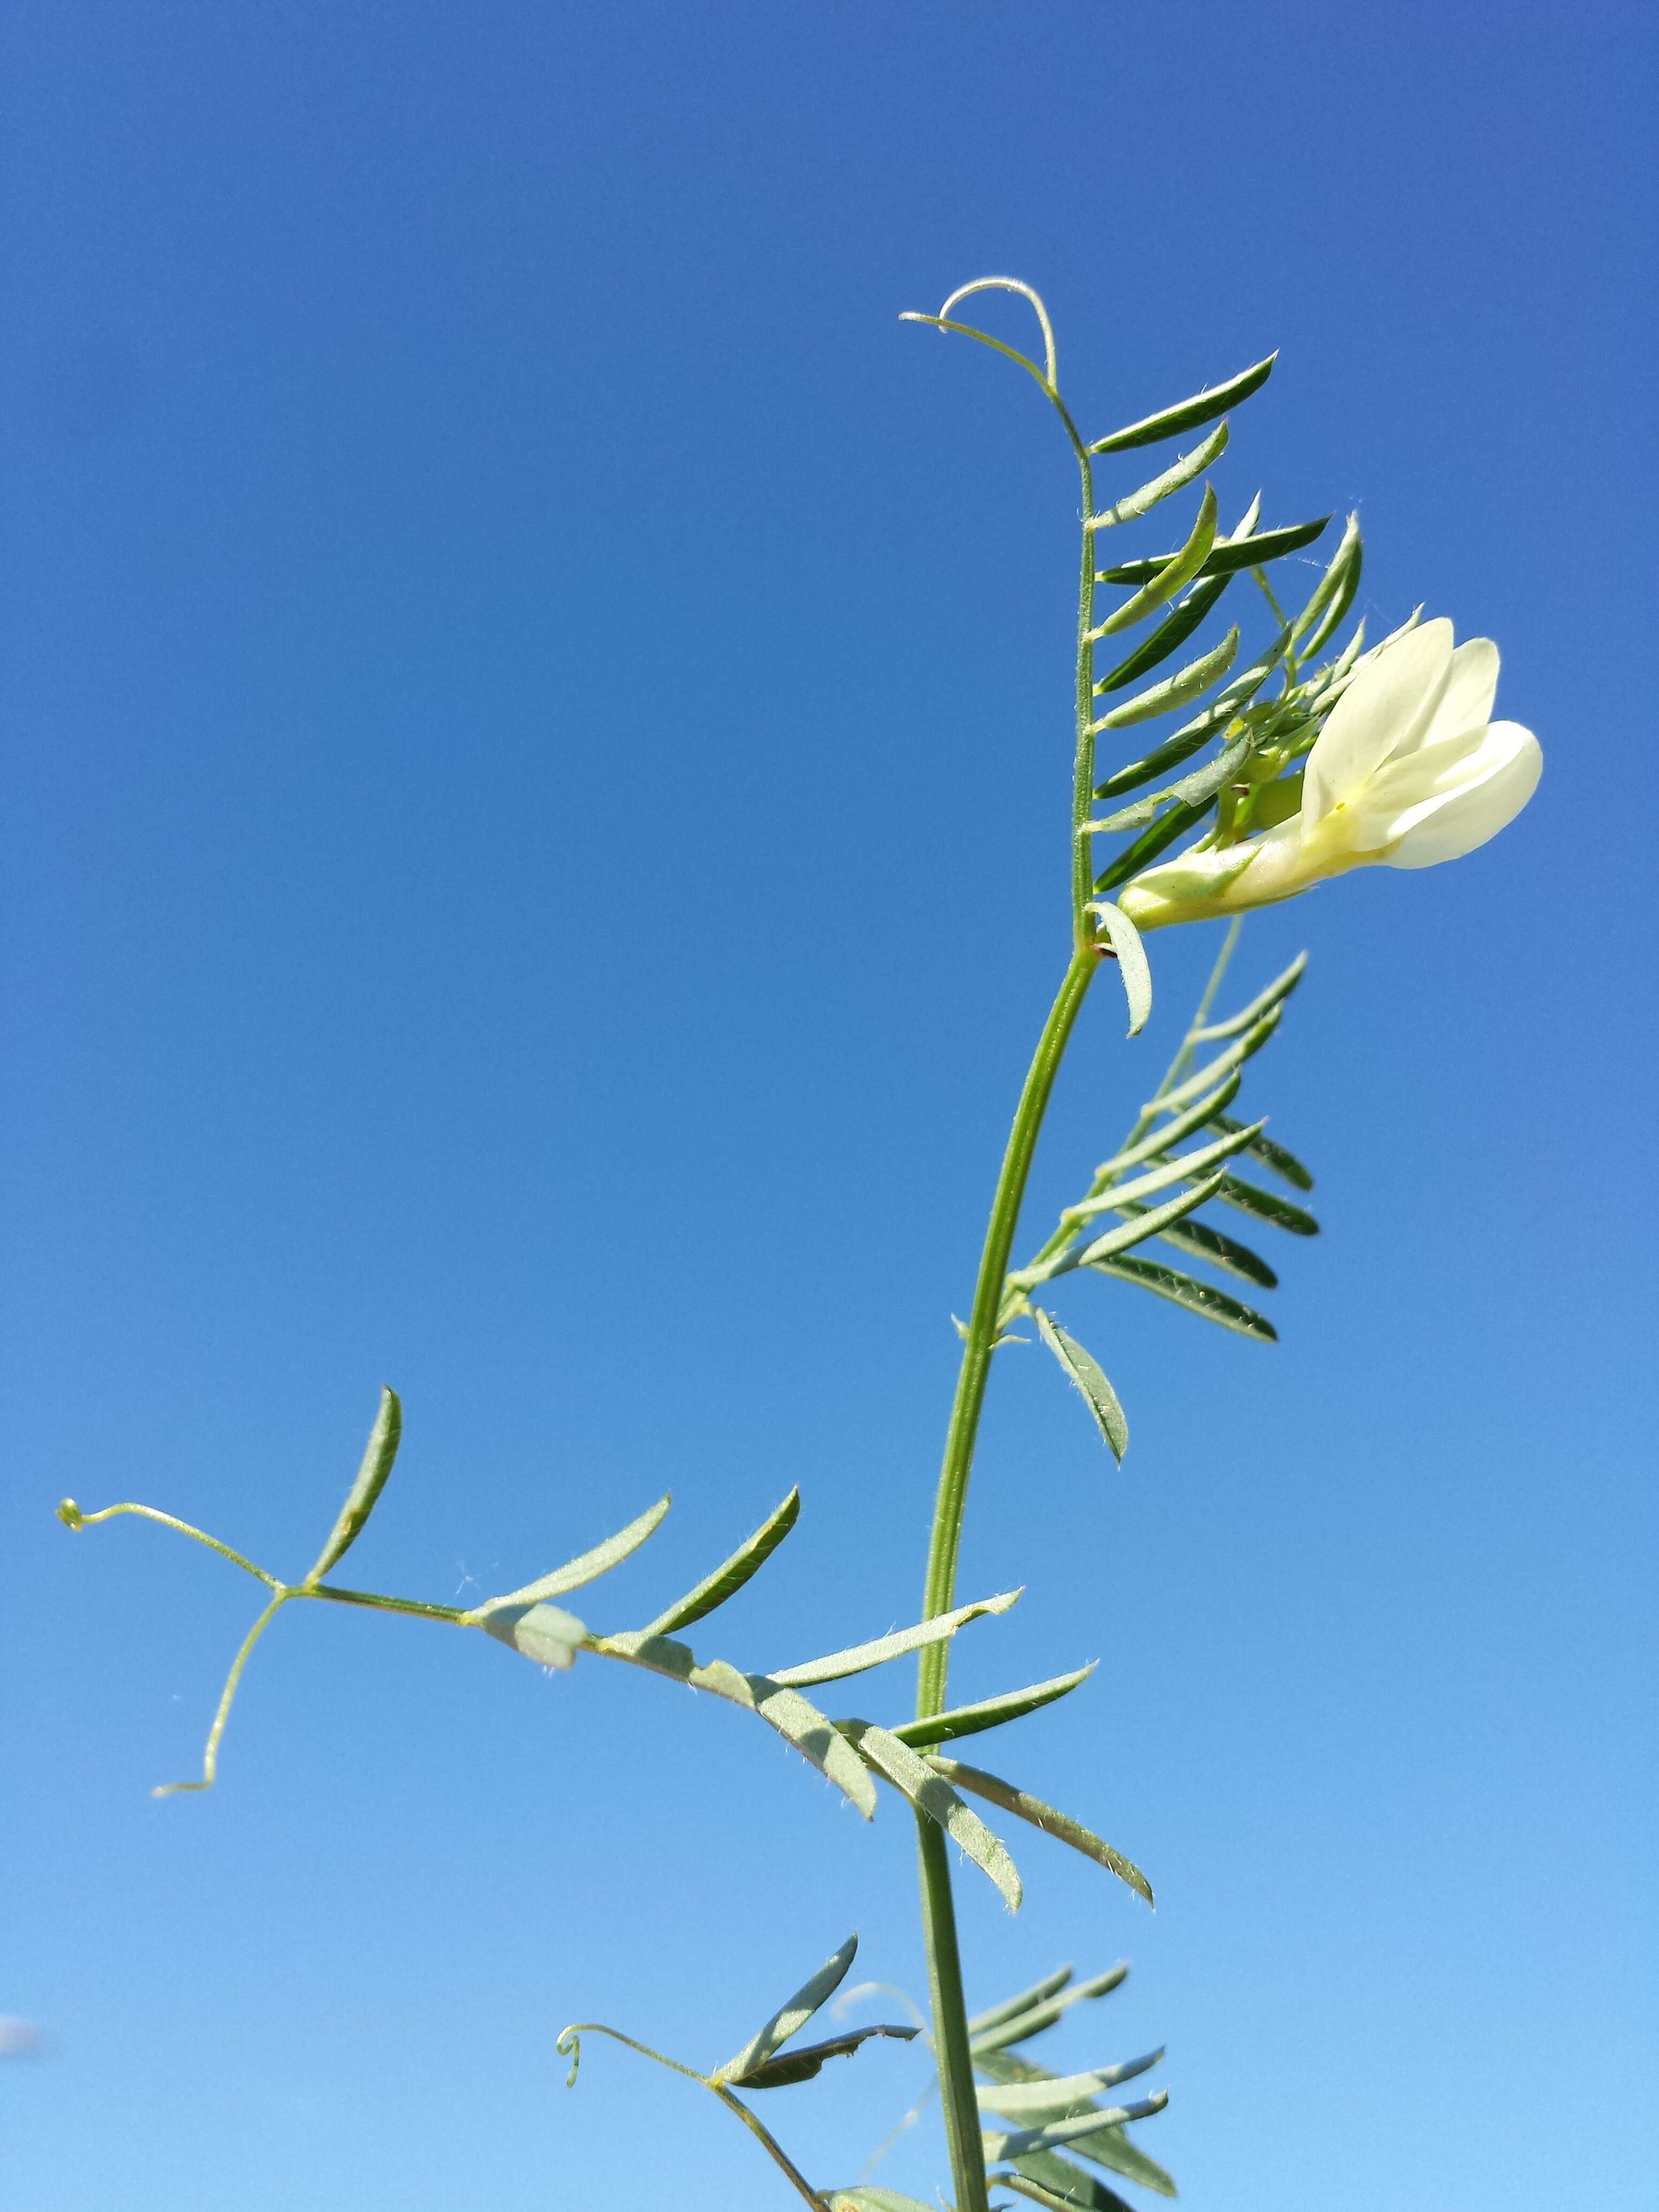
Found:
[58,276,1541,2210]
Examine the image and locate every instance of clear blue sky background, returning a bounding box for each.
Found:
[3,5,1654,2207]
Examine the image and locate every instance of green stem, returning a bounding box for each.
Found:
[1072,446,1100,928]
[908,947,1093,2212]
[1003,918,1246,1312]
[709,2085,829,2209]
[916,1814,990,2211]
[562,2022,827,2208]
[916,944,1097,1708]
[907,383,1105,2212]
[301,1582,470,1625]
[154,1589,293,1796]
[66,1502,282,1589]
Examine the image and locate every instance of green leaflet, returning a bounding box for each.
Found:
[851,1724,1023,1909]
[639,1487,800,1636]
[881,1663,1096,1750]
[1093,572,1230,694]
[927,1757,1152,1907]
[1067,1120,1262,1222]
[1088,353,1276,454]
[1092,795,1208,894]
[1087,1252,1277,1344]
[304,1387,402,1585]
[1125,603,1296,760]
[1093,1070,1241,1178]
[1085,727,1252,835]
[1149,1005,1282,1114]
[969,1966,1130,2056]
[978,2052,1164,2117]
[1085,899,1152,1036]
[997,2168,1138,2212]
[1189,950,1307,1040]
[827,2193,940,2212]
[1093,486,1217,638]
[982,2090,1168,2163]
[596,1631,878,1817]
[1141,1209,1279,1290]
[967,1967,1075,2037]
[1212,1111,1315,1191]
[1215,1172,1319,1237]
[736,2023,919,2089]
[714,1932,858,2085]
[1086,420,1228,530]
[768,1588,1019,1688]
[746,1677,881,1817]
[466,1493,671,1615]
[1038,2122,1177,2197]
[1090,708,1223,803]
[476,1600,588,1669]
[1012,2149,1160,2209]
[1292,511,1364,658]
[1100,514,1330,587]
[1092,629,1239,730]
[1033,1311,1129,1463]
[1072,1171,1228,1272]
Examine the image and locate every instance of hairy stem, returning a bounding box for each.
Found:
[154,1589,293,1796]
[302,1582,470,1625]
[916,944,1097,1708]
[65,1501,282,1589]
[915,1814,990,2211]
[709,2085,829,2210]
[912,421,1103,2212]
[1072,446,1100,928]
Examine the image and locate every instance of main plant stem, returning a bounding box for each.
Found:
[914,415,1100,2212]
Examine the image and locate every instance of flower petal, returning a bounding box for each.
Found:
[1302,617,1454,825]
[1343,718,1506,847]
[1412,637,1499,755]
[1118,818,1310,928]
[1384,722,1542,868]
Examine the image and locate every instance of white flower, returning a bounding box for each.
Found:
[1117,618,1542,931]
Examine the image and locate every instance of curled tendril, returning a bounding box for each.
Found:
[935,276,1059,390]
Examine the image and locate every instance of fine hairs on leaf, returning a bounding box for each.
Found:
[48,269,1544,2212]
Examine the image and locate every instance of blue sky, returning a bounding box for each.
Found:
[3,4,1654,2207]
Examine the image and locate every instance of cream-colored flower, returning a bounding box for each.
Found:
[1117,618,1542,930]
